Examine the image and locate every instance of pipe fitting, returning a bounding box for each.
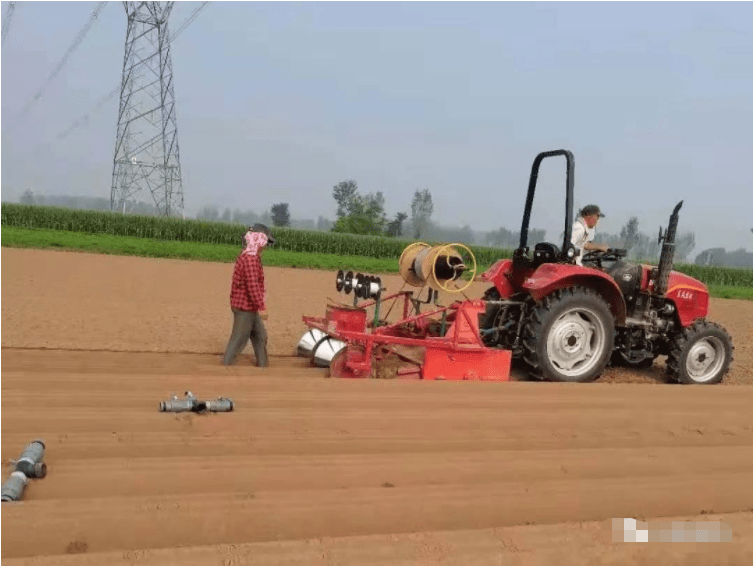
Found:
[2,471,28,502]
[159,391,197,412]
[196,397,234,412]
[160,392,234,413]
[13,440,47,479]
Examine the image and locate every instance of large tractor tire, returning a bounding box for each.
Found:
[523,287,615,383]
[666,320,734,385]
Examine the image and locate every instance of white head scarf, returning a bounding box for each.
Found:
[243,231,268,256]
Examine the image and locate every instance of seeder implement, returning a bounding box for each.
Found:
[297,242,512,381]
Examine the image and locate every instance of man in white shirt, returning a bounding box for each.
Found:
[572,204,609,266]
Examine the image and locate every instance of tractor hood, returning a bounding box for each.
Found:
[661,270,710,325]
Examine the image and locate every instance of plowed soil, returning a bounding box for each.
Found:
[2,248,753,565]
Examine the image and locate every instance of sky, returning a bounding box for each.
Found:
[2,1,752,255]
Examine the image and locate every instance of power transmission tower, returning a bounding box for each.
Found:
[111,1,183,217]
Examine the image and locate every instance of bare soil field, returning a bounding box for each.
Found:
[2,248,753,565]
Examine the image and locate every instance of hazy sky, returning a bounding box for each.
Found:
[2,1,752,254]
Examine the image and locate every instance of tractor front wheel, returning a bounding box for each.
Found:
[666,320,734,384]
[523,287,615,383]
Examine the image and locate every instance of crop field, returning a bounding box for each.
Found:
[2,247,753,565]
[4,203,752,290]
[0,203,513,264]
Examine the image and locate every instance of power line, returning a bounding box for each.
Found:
[13,1,108,126]
[171,1,208,38]
[55,1,209,143]
[1,2,16,45]
[56,85,120,140]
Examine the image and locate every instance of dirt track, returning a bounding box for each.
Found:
[2,248,753,564]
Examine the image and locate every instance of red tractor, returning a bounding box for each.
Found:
[478,150,734,384]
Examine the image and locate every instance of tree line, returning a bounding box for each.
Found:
[8,187,753,268]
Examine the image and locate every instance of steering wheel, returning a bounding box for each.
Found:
[581,248,627,269]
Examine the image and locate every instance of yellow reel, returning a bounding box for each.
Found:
[432,243,477,294]
[398,241,429,287]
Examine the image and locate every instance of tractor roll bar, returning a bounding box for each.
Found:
[518,149,575,258]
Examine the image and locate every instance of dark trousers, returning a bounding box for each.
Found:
[223,309,268,367]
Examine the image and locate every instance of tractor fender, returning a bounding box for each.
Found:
[522,264,627,325]
[480,259,517,298]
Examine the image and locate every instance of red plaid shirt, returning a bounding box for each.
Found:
[230,253,266,312]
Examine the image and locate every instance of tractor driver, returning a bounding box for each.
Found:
[572,204,609,266]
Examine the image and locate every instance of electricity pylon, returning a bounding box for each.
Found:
[111,1,183,217]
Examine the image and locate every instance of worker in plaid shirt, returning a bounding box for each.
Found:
[223,224,276,367]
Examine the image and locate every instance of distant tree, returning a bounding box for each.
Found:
[332,191,387,235]
[386,212,408,237]
[220,208,232,222]
[675,232,696,262]
[411,188,433,238]
[595,230,624,249]
[633,232,661,262]
[620,217,640,253]
[486,226,515,248]
[424,223,474,244]
[695,248,726,266]
[330,180,387,235]
[129,200,160,216]
[258,210,273,226]
[458,224,475,244]
[232,209,260,226]
[528,228,547,246]
[332,180,359,219]
[317,216,333,231]
[20,189,35,205]
[363,192,387,233]
[196,206,219,221]
[291,218,316,230]
[271,203,291,227]
[725,248,753,268]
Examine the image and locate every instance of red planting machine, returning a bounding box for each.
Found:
[298,242,513,381]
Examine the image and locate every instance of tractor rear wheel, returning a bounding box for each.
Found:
[666,320,734,384]
[523,287,615,383]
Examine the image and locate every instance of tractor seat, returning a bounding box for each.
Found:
[533,242,560,267]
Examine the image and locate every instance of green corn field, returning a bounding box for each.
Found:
[2,203,752,288]
[0,203,512,266]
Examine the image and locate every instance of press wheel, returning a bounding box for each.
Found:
[328,345,372,378]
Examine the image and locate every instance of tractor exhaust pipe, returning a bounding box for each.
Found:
[654,201,683,296]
